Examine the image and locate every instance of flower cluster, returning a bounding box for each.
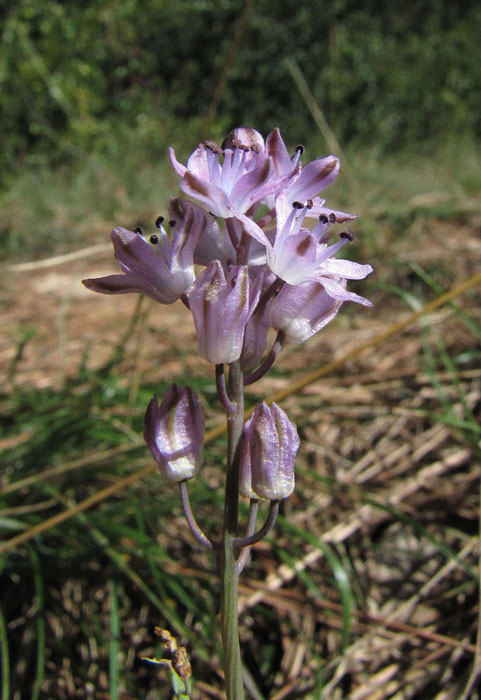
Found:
[83,127,372,505]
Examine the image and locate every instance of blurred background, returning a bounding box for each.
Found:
[1,0,480,260]
[1,1,481,699]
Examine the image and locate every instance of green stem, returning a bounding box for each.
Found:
[220,359,245,700]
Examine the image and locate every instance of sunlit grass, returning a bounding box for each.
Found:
[3,126,481,264]
[1,125,480,697]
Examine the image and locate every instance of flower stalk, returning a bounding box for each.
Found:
[221,359,245,700]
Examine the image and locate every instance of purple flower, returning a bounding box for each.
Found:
[269,281,343,344]
[169,197,236,268]
[144,385,205,483]
[242,268,276,370]
[240,402,299,500]
[239,202,373,290]
[82,205,204,303]
[188,261,259,364]
[169,128,299,219]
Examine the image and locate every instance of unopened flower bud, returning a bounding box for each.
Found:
[144,385,204,483]
[240,402,299,500]
[189,261,259,364]
[222,127,265,153]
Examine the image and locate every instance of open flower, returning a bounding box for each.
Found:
[169,127,299,219]
[238,201,373,290]
[82,204,204,303]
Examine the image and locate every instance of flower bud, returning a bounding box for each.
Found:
[222,127,265,154]
[240,402,299,500]
[188,261,259,364]
[144,385,204,483]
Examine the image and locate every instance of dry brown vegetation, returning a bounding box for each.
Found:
[1,214,480,699]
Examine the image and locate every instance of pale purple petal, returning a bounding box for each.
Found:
[168,147,187,177]
[144,386,205,483]
[322,258,374,280]
[189,262,255,364]
[247,402,298,500]
[267,229,320,285]
[285,156,340,204]
[266,127,292,176]
[82,273,175,303]
[82,227,185,304]
[180,170,232,218]
[269,281,342,344]
[319,276,373,306]
[232,210,273,249]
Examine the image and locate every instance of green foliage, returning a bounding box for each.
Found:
[1,0,481,181]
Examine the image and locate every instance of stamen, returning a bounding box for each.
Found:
[295,144,305,154]
[340,229,354,241]
[134,226,143,235]
[169,219,176,227]
[204,140,222,154]
[329,213,337,223]
[319,215,329,224]
[307,199,313,209]
[292,201,304,209]
[155,215,165,229]
[150,234,159,244]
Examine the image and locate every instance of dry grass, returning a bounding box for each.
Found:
[1,204,480,699]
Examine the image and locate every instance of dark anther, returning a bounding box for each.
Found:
[319,215,329,224]
[204,140,222,154]
[329,213,337,223]
[251,144,261,153]
[208,211,216,217]
[295,144,305,154]
[169,219,176,227]
[307,199,313,209]
[134,226,143,235]
[150,234,159,244]
[340,230,354,241]
[155,215,164,228]
[292,201,304,209]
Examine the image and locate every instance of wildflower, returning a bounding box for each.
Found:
[169,198,236,268]
[188,261,260,364]
[240,402,299,500]
[269,280,344,344]
[169,128,299,219]
[239,203,373,288]
[82,204,204,303]
[144,385,204,483]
